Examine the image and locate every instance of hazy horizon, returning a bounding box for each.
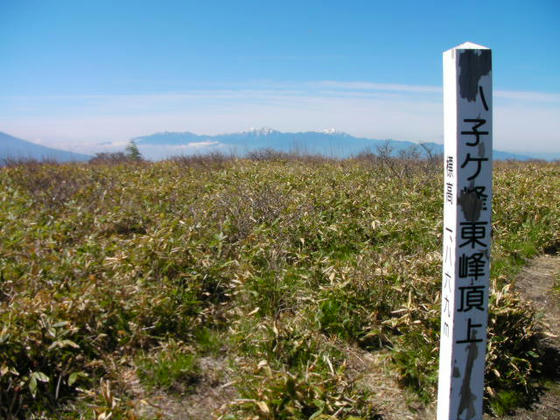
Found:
[3,126,558,162]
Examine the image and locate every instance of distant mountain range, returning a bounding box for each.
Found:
[0,132,91,163]
[133,128,536,161]
[0,129,553,163]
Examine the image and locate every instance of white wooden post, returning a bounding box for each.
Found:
[437,42,492,420]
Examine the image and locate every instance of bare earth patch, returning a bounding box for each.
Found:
[125,356,238,419]
[344,346,426,419]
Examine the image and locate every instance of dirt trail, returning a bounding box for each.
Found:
[499,254,560,420]
[513,255,560,349]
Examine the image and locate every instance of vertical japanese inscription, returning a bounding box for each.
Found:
[437,43,492,420]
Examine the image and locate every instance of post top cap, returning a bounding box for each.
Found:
[451,41,490,50]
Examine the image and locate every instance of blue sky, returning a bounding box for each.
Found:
[1,0,559,154]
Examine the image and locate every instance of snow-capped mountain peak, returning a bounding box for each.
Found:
[244,127,278,136]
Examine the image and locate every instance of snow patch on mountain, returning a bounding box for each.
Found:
[321,128,348,136]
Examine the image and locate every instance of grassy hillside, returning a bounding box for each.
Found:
[1,156,559,418]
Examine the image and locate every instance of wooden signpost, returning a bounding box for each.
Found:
[437,42,492,420]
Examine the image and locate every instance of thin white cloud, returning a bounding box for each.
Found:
[494,89,560,104]
[184,141,220,148]
[313,81,560,105]
[312,80,442,94]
